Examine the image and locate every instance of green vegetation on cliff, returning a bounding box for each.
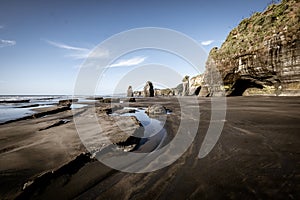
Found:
[211,0,299,59]
[206,0,300,96]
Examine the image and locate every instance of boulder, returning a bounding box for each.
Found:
[145,105,167,115]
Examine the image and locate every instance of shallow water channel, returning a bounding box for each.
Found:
[112,107,168,152]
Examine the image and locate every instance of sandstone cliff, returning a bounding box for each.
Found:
[205,0,300,96]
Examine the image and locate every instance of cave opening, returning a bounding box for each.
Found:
[194,86,201,96]
[228,79,264,96]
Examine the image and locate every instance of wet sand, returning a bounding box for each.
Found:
[0,97,299,199]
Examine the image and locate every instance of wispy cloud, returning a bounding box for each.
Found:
[45,40,89,51]
[201,40,214,46]
[0,39,16,48]
[45,39,109,60]
[109,56,147,68]
[0,25,3,29]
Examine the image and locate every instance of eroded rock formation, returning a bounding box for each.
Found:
[203,0,300,96]
[182,75,190,96]
[143,81,154,97]
[189,74,203,95]
[127,86,133,97]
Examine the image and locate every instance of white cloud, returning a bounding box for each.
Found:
[0,39,16,48]
[45,40,89,51]
[201,40,214,46]
[88,48,110,59]
[45,39,109,60]
[66,49,109,60]
[109,56,147,68]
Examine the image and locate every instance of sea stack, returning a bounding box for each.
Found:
[143,81,154,97]
[182,75,190,96]
[127,86,134,97]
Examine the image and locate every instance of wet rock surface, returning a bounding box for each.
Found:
[58,99,78,107]
[145,104,167,115]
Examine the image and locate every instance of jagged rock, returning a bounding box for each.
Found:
[143,81,154,97]
[155,88,174,96]
[127,86,134,97]
[189,74,204,95]
[182,75,190,96]
[175,83,183,96]
[145,105,167,115]
[198,86,210,97]
[204,0,300,96]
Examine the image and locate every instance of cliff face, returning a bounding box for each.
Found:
[206,0,300,96]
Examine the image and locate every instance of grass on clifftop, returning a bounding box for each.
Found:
[211,0,300,60]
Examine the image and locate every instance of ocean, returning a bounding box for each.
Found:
[0,95,88,123]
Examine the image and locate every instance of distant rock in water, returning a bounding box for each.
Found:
[143,81,154,97]
[127,86,134,97]
[86,97,103,101]
[201,0,300,96]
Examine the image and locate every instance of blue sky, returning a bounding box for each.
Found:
[0,0,272,95]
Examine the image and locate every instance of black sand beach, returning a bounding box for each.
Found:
[0,96,299,199]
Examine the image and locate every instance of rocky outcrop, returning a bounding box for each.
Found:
[182,75,190,96]
[127,86,134,97]
[58,99,78,107]
[145,105,167,115]
[143,81,154,97]
[189,74,204,95]
[204,0,300,96]
[155,88,174,96]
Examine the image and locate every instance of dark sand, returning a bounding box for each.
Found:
[0,97,299,199]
